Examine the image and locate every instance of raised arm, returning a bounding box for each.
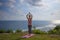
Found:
[26,14,29,19]
[26,12,33,19]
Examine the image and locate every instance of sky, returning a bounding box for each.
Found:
[0,0,60,21]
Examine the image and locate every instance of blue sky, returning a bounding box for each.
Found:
[0,0,60,20]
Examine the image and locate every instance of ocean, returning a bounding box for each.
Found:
[0,20,56,32]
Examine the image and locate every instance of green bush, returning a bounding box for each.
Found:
[54,25,60,30]
[0,30,5,33]
[48,25,60,34]
[32,29,40,34]
[48,29,57,34]
[6,30,13,33]
[16,30,22,33]
[32,29,46,34]
[0,29,22,33]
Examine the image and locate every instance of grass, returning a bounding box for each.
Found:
[0,32,60,40]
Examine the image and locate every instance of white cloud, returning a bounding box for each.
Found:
[9,0,16,3]
[0,11,8,20]
[5,3,15,8]
[4,0,16,8]
[0,2,3,6]
[52,10,60,20]
[11,7,25,16]
[23,0,55,10]
[20,0,42,6]
[0,0,60,20]
[0,9,26,20]
[55,0,60,3]
[20,0,24,3]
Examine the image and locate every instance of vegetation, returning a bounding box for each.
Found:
[0,25,60,40]
[32,26,47,34]
[0,25,60,34]
[0,30,5,33]
[0,29,22,33]
[16,29,22,33]
[0,33,60,40]
[32,29,47,34]
[6,29,13,33]
[48,25,60,34]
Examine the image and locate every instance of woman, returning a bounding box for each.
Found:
[26,12,33,34]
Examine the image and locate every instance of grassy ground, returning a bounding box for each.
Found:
[0,32,60,40]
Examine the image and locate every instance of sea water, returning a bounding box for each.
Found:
[0,20,56,32]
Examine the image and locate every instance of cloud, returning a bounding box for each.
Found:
[0,0,60,20]
[20,0,24,3]
[9,0,16,3]
[55,0,60,3]
[0,2,3,6]
[20,0,52,10]
[0,11,8,20]
[0,0,26,20]
[20,0,42,6]
[3,0,16,8]
[11,7,25,16]
[5,2,15,8]
[0,10,26,20]
[26,0,42,6]
[52,10,60,20]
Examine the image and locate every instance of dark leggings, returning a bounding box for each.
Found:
[28,25,32,34]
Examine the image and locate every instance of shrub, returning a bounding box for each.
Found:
[6,29,13,33]
[48,25,60,34]
[0,30,5,33]
[48,29,57,34]
[16,30,22,33]
[54,25,60,30]
[32,29,46,34]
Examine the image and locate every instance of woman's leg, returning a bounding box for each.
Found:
[28,25,32,34]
